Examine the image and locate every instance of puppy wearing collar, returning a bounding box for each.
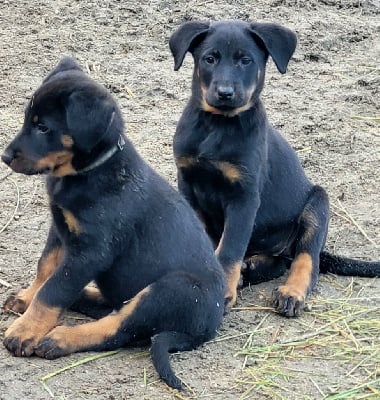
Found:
[1,57,225,390]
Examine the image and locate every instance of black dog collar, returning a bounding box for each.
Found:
[77,135,125,174]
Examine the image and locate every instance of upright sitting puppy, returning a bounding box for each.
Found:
[1,57,225,390]
[169,20,380,316]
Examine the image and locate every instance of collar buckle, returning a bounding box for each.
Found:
[118,135,126,151]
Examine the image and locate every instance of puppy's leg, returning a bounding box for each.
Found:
[35,286,152,360]
[178,173,243,302]
[178,171,220,247]
[216,202,258,312]
[70,286,114,319]
[242,255,290,285]
[3,249,103,356]
[35,273,223,390]
[3,296,62,357]
[3,226,62,314]
[272,186,329,317]
[177,171,206,229]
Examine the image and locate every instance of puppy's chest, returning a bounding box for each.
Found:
[47,177,87,237]
[176,155,242,187]
[175,125,247,186]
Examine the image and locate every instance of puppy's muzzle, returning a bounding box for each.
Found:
[1,147,48,175]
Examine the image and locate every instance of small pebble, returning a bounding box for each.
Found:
[303,303,312,312]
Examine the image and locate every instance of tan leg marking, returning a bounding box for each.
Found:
[4,297,61,356]
[3,247,63,314]
[35,286,151,355]
[61,208,81,234]
[272,253,313,317]
[224,261,242,312]
[278,253,313,301]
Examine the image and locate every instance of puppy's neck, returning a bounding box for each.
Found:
[76,135,126,174]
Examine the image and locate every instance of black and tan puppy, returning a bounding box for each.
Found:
[1,57,225,390]
[169,20,380,316]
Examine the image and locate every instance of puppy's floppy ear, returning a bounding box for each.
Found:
[169,21,210,70]
[249,23,297,74]
[43,57,83,83]
[64,90,116,152]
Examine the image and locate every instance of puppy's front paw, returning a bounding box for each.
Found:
[4,300,61,357]
[224,288,237,314]
[3,316,41,356]
[223,262,242,313]
[272,285,305,317]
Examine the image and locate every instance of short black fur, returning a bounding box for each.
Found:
[1,57,225,390]
[169,20,380,317]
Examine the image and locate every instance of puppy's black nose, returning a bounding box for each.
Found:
[217,86,234,100]
[1,151,13,166]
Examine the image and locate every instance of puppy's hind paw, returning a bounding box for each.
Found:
[3,294,28,314]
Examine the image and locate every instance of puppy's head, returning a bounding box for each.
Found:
[1,57,123,176]
[169,20,297,117]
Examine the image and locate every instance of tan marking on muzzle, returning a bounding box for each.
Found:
[200,83,256,117]
[200,85,223,114]
[36,150,76,177]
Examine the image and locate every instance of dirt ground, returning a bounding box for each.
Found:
[0,0,379,399]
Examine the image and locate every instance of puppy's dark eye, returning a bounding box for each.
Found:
[205,56,216,65]
[241,57,252,66]
[37,123,50,134]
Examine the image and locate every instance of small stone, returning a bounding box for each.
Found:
[303,303,312,312]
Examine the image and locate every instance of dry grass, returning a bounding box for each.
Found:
[234,296,379,399]
[39,349,150,398]
[0,175,20,235]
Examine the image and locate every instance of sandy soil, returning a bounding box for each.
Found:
[0,1,379,399]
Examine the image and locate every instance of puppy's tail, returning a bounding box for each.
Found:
[320,251,380,277]
[151,331,199,390]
